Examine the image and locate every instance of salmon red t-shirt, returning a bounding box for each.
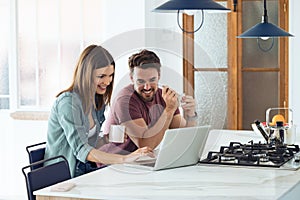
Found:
[101,84,180,153]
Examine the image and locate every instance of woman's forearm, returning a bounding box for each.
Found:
[86,149,124,164]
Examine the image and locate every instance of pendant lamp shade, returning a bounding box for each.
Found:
[154,0,230,12]
[153,0,230,33]
[238,20,293,38]
[238,0,293,38]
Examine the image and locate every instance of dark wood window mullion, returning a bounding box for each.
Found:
[182,14,195,98]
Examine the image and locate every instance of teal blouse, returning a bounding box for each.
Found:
[44,91,103,177]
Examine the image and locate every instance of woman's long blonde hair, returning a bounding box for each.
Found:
[57,45,115,114]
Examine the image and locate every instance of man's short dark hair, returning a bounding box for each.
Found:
[128,49,161,74]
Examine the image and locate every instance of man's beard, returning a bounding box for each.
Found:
[138,88,156,102]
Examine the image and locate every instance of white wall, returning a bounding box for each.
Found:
[0,112,48,199]
[103,0,184,97]
[289,0,300,134]
[144,0,183,94]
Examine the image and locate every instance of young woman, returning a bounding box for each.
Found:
[44,45,152,177]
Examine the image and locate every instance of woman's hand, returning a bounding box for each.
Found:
[123,146,155,163]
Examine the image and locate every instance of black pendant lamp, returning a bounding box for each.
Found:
[153,0,231,33]
[237,0,293,51]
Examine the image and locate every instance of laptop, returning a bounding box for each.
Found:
[125,125,210,171]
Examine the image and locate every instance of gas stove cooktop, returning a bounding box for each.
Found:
[199,141,300,170]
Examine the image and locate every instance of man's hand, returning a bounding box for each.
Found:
[162,86,179,113]
[180,95,196,117]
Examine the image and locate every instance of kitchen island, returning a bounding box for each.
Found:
[34,129,300,200]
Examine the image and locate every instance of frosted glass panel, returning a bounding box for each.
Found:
[18,0,37,106]
[193,1,228,129]
[37,0,59,107]
[195,72,227,129]
[38,44,61,107]
[0,98,9,109]
[242,0,278,68]
[0,64,9,94]
[0,0,9,96]
[242,72,278,129]
[37,0,81,107]
[194,2,228,69]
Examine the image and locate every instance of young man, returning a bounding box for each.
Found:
[102,49,197,153]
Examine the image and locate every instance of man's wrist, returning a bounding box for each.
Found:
[186,112,198,121]
[164,107,176,115]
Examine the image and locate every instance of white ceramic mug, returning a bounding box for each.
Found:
[178,93,186,106]
[109,125,125,143]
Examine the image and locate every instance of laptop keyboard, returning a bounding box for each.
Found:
[140,162,155,167]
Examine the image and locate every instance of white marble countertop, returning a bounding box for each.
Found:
[34,129,300,200]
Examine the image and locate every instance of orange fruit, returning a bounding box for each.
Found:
[270,114,286,126]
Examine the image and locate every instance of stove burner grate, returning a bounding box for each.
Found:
[200,142,300,168]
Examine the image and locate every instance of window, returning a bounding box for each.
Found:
[0,0,104,111]
[0,0,10,109]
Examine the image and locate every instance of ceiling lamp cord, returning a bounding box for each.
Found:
[257,0,274,52]
[176,10,204,34]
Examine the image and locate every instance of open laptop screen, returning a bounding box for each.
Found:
[129,125,210,170]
